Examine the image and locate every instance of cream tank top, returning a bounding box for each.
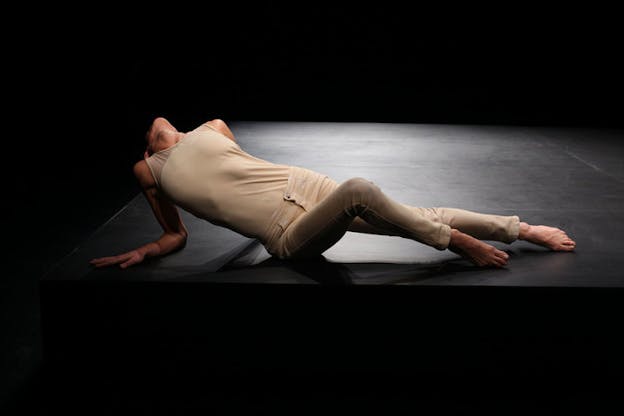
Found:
[144,123,291,241]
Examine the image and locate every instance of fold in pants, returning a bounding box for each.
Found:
[280,177,520,260]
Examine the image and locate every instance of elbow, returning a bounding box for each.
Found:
[179,225,189,241]
[167,230,188,245]
[178,230,188,246]
[171,232,188,253]
[180,223,189,241]
[176,229,188,240]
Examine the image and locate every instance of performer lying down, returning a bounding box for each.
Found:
[90,117,576,269]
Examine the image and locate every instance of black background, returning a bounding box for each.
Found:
[19,4,624,171]
[3,3,623,412]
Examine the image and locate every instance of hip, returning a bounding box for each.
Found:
[262,166,339,257]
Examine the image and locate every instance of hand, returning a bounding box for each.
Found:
[90,249,146,269]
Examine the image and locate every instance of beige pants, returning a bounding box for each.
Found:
[263,166,520,260]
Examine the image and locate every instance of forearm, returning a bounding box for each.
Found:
[137,232,187,259]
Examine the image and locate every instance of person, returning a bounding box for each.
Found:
[90,117,576,270]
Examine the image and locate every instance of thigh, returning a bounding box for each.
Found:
[279,182,357,259]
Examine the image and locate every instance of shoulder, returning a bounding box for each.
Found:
[200,118,236,142]
[133,160,156,190]
[200,119,227,134]
[204,118,227,129]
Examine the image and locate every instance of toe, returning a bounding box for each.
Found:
[496,251,509,260]
[492,253,508,266]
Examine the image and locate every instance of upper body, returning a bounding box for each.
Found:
[134,117,290,243]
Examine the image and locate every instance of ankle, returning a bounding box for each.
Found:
[518,222,532,240]
[449,229,469,247]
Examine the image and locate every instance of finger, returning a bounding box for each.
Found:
[120,258,137,269]
[91,254,129,267]
[90,256,117,263]
[90,257,115,266]
[93,258,119,268]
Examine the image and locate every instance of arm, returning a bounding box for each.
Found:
[89,160,189,269]
[133,184,189,259]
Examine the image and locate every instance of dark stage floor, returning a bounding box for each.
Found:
[47,121,624,286]
[38,122,624,414]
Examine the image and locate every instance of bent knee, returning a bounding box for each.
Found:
[340,177,379,195]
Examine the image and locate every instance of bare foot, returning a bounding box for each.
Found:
[448,229,510,268]
[518,222,576,251]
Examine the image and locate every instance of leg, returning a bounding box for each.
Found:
[347,216,400,236]
[280,177,452,259]
[349,206,521,243]
[349,208,513,268]
[352,204,576,251]
[279,177,509,267]
[431,209,575,251]
[408,206,521,243]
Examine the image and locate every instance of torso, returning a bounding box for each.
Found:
[142,123,292,242]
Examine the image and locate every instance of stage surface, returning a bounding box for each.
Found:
[39,122,624,412]
[45,121,624,286]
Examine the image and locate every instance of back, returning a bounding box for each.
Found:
[158,124,291,240]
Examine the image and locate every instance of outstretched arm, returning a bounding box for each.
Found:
[89,161,189,269]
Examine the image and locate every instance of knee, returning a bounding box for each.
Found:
[338,178,381,214]
[341,177,379,196]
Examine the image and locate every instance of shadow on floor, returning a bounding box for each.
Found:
[220,249,511,285]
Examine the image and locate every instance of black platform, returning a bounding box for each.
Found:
[40,122,624,412]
